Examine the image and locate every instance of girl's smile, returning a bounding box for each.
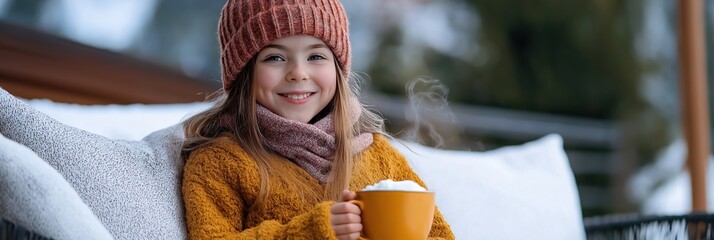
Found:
[278,92,316,103]
[253,35,337,123]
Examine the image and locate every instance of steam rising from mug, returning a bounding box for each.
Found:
[404,78,459,148]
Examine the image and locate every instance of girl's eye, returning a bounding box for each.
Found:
[264,55,284,62]
[308,54,327,61]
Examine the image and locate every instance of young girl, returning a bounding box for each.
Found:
[181,0,454,239]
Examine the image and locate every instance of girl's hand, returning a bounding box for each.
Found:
[330,190,362,240]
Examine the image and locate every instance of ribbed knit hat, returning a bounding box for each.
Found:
[218,0,351,91]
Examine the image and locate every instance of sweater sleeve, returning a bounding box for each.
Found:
[181,145,337,240]
[426,206,455,239]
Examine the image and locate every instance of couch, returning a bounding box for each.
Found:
[0,87,586,239]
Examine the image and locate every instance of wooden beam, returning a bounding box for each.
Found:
[0,21,219,104]
[678,0,709,212]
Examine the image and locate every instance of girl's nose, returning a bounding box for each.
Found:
[287,62,309,81]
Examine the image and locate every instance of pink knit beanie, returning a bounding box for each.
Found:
[218,0,351,91]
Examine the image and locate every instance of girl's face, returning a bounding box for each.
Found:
[253,35,338,123]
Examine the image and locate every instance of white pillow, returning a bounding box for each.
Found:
[393,134,585,240]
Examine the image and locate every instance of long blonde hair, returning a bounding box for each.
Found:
[182,56,385,208]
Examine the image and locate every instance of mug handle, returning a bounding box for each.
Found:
[347,200,363,210]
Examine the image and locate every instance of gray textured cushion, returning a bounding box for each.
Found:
[0,132,113,240]
[0,88,187,240]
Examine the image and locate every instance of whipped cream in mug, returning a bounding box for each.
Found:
[362,179,427,192]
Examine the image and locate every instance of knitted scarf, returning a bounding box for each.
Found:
[256,105,373,183]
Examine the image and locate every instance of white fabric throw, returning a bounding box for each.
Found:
[0,132,113,239]
[0,87,188,240]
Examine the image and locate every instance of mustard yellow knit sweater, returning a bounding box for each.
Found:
[182,133,454,239]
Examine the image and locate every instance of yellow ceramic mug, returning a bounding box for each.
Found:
[349,190,435,240]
